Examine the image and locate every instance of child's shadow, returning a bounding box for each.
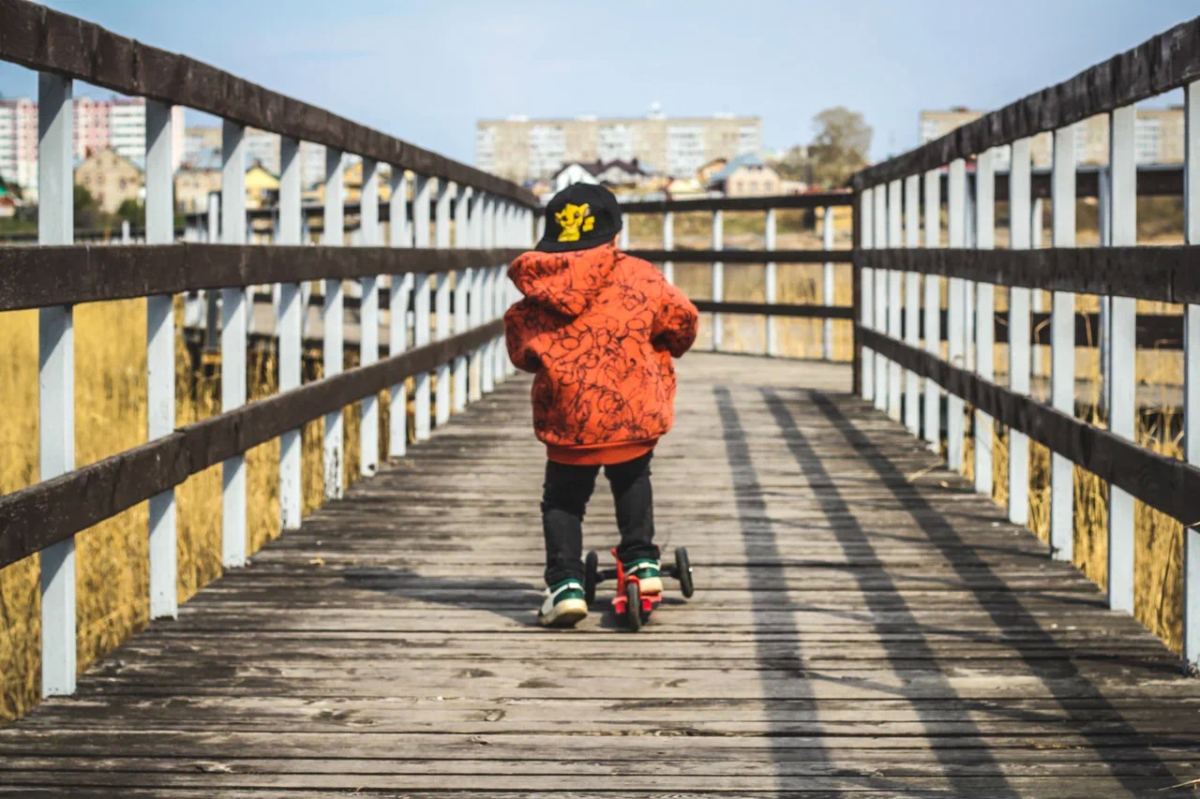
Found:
[341,566,542,627]
[342,566,688,630]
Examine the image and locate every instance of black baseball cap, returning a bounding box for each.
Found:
[535,183,623,253]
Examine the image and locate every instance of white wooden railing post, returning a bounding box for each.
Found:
[454,185,474,413]
[964,182,975,374]
[360,158,381,476]
[1184,77,1200,673]
[711,209,724,352]
[493,203,510,383]
[38,72,76,697]
[873,185,888,413]
[145,99,177,619]
[412,174,433,441]
[388,168,412,458]
[663,211,675,285]
[1031,197,1045,376]
[764,207,777,357]
[1008,138,1033,526]
[481,196,496,395]
[946,159,967,472]
[469,191,486,402]
[974,148,996,498]
[434,180,453,427]
[277,137,303,529]
[822,205,835,362]
[203,192,220,350]
[620,212,630,249]
[323,148,345,499]
[1107,105,1137,614]
[507,204,519,376]
[922,170,941,452]
[903,175,920,436]
[859,188,874,402]
[1050,125,1077,562]
[886,180,902,422]
[221,119,248,568]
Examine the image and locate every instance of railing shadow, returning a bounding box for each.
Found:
[714,385,968,795]
[720,384,1021,796]
[795,386,1180,792]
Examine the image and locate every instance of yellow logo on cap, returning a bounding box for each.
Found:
[555,202,596,242]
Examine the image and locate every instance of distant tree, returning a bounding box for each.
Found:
[808,107,873,188]
[74,184,103,229]
[115,198,145,228]
[772,145,812,183]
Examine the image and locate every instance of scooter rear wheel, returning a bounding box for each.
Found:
[675,547,694,599]
[584,551,599,606]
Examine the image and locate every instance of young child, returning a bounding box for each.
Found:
[505,183,699,627]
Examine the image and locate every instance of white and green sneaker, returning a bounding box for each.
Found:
[623,559,663,595]
[538,580,588,628]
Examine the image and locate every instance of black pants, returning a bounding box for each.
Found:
[541,452,658,586]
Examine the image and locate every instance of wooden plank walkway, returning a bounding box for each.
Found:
[2,353,1199,797]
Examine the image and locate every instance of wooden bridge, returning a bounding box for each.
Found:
[3,3,1200,796]
[4,355,1199,796]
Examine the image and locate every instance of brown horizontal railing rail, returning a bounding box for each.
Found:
[0,0,535,206]
[619,191,854,213]
[0,245,525,313]
[691,300,853,319]
[0,320,503,570]
[859,247,1200,304]
[627,248,852,264]
[859,327,1200,523]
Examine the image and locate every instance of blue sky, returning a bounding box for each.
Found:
[0,1,1194,165]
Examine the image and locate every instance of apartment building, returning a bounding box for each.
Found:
[477,108,762,183]
[0,97,37,189]
[920,105,1184,169]
[0,96,183,196]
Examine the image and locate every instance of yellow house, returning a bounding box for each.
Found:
[315,160,394,205]
[75,148,143,214]
[175,150,284,212]
[696,157,728,185]
[245,161,280,209]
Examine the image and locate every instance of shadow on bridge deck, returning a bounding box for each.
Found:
[1,353,1198,797]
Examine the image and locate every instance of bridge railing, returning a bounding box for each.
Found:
[0,0,536,698]
[850,15,1200,672]
[617,193,857,360]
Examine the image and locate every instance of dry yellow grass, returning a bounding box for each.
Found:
[958,414,1183,653]
[0,299,384,722]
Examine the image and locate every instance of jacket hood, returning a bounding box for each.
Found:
[508,244,619,318]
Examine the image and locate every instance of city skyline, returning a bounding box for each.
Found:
[0,0,1193,174]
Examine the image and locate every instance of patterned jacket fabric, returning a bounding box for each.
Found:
[505,244,699,465]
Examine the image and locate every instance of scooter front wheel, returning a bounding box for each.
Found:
[626,581,643,632]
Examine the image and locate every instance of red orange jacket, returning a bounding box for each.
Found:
[504,244,699,465]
